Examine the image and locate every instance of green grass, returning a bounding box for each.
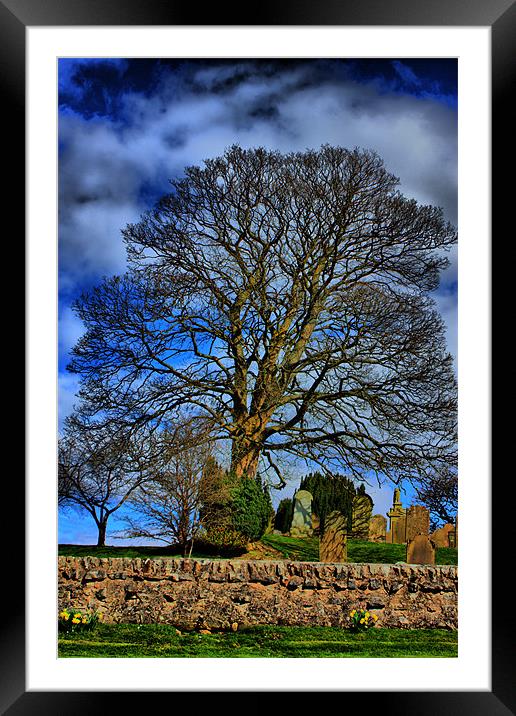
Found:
[260,534,457,565]
[58,623,457,658]
[59,535,457,565]
[58,544,225,560]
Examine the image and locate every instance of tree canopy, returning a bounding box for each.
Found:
[69,144,457,489]
[299,471,362,534]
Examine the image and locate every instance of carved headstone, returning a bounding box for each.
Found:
[387,488,406,543]
[406,534,436,565]
[430,523,454,548]
[368,514,387,542]
[351,494,373,539]
[319,510,348,562]
[289,489,313,538]
[405,505,430,542]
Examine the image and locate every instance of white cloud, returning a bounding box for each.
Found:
[59,60,458,424]
[58,372,81,427]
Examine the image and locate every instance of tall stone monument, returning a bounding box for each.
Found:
[289,489,314,538]
[351,493,373,539]
[319,510,348,562]
[386,487,407,543]
[405,505,430,541]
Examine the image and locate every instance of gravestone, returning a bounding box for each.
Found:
[319,510,348,562]
[387,488,406,543]
[405,505,430,542]
[406,534,436,565]
[289,489,313,538]
[368,514,387,542]
[430,523,454,548]
[449,516,458,548]
[351,494,373,539]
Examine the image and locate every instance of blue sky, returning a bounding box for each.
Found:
[58,58,457,544]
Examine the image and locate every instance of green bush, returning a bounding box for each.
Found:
[198,525,249,555]
[274,498,294,533]
[230,475,273,541]
[199,470,273,544]
[299,471,364,533]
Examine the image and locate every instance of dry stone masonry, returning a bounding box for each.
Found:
[58,556,457,630]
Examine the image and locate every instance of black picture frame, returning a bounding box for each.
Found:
[7,0,510,712]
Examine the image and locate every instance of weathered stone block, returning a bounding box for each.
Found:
[406,534,436,565]
[319,511,347,562]
[351,494,373,539]
[368,514,387,542]
[290,490,313,537]
[405,505,430,541]
[430,523,455,548]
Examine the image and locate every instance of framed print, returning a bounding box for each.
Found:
[7,0,511,711]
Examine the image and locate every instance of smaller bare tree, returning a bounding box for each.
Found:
[118,426,226,556]
[58,422,154,547]
[412,466,458,531]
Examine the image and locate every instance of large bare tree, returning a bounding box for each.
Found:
[69,145,457,488]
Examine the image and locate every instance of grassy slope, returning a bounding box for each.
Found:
[59,535,457,565]
[58,624,458,658]
[260,534,458,565]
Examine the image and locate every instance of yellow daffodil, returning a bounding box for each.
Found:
[63,613,69,621]
[72,618,80,624]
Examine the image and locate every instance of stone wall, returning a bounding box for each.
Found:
[58,557,458,630]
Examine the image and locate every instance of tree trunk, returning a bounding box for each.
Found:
[97,521,107,547]
[231,441,261,479]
